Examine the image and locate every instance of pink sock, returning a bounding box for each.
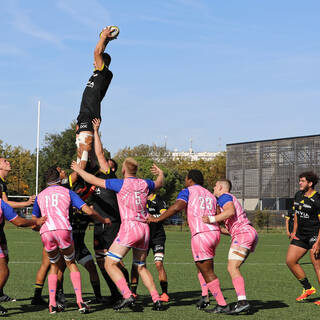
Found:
[116,277,132,299]
[207,278,227,306]
[232,276,246,300]
[198,272,208,296]
[48,274,57,307]
[70,271,83,303]
[150,290,160,303]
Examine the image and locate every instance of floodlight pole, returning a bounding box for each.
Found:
[35,101,40,195]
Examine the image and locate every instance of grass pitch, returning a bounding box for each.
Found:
[2,226,320,319]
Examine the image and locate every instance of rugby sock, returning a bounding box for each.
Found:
[160,281,168,294]
[299,278,312,290]
[0,289,3,296]
[150,290,160,303]
[232,276,246,301]
[33,283,44,298]
[130,282,138,294]
[198,273,208,296]
[91,280,102,299]
[70,272,83,303]
[115,278,132,299]
[207,278,227,306]
[120,265,130,285]
[48,274,57,307]
[100,268,119,296]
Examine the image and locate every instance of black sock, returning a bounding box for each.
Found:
[0,289,4,297]
[91,280,102,298]
[120,266,130,285]
[160,281,168,294]
[100,268,120,297]
[299,278,312,290]
[130,282,138,294]
[33,283,44,298]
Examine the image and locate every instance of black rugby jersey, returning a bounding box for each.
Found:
[77,65,113,122]
[92,169,120,223]
[147,195,167,239]
[69,209,91,246]
[294,190,320,236]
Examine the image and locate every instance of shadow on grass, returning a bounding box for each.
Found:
[243,299,289,315]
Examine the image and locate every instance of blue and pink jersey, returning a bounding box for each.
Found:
[0,199,18,224]
[105,178,155,223]
[177,185,219,236]
[32,185,85,235]
[217,193,251,235]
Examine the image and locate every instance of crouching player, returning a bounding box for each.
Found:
[203,179,258,314]
[0,186,46,315]
[148,170,229,314]
[32,167,111,314]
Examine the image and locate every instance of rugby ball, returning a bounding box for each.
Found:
[100,26,120,40]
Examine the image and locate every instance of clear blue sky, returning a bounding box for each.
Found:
[1,0,319,156]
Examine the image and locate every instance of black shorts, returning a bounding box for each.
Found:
[148,236,166,255]
[74,242,93,266]
[94,222,120,251]
[291,234,318,250]
[0,230,7,245]
[76,118,94,133]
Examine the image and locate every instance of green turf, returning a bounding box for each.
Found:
[2,227,320,319]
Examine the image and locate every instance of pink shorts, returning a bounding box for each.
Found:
[231,225,258,252]
[41,230,73,252]
[0,243,8,259]
[191,231,220,262]
[113,221,149,251]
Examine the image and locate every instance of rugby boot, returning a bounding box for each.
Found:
[205,304,230,314]
[296,287,316,301]
[227,300,251,314]
[78,301,90,314]
[49,305,58,314]
[0,305,7,315]
[160,292,170,302]
[0,294,16,302]
[152,300,163,311]
[196,295,210,309]
[113,295,136,311]
[314,300,320,306]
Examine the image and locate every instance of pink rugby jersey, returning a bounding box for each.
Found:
[217,193,251,235]
[177,184,219,237]
[105,178,155,222]
[32,185,85,235]
[0,199,18,224]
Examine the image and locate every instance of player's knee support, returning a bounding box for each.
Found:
[133,260,146,268]
[95,251,107,260]
[49,252,61,264]
[76,132,93,149]
[154,253,164,263]
[106,251,122,262]
[228,248,247,261]
[64,251,75,262]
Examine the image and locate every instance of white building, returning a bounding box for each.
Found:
[171,148,221,161]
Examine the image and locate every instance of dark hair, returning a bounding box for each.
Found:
[299,171,319,188]
[103,53,111,67]
[187,169,204,186]
[218,178,232,192]
[108,158,118,172]
[45,166,60,184]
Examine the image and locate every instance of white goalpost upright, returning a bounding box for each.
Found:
[35,100,41,196]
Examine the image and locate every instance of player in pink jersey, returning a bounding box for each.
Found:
[71,157,165,311]
[203,179,258,315]
[148,170,229,314]
[32,167,111,314]
[0,186,46,315]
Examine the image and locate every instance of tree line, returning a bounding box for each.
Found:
[0,123,226,205]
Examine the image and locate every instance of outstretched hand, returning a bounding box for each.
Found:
[36,216,47,226]
[147,215,158,224]
[150,164,162,176]
[100,26,114,40]
[71,161,82,173]
[202,216,210,224]
[92,118,101,132]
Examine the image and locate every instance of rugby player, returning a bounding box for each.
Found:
[286,172,320,305]
[148,170,229,314]
[202,179,258,314]
[71,158,165,311]
[75,26,116,165]
[130,192,170,302]
[91,118,129,304]
[0,186,46,315]
[0,157,35,302]
[32,167,111,314]
[285,203,295,238]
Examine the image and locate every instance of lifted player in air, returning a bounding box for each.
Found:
[202,179,258,314]
[286,172,320,305]
[0,157,35,302]
[130,192,170,302]
[32,167,111,314]
[91,118,129,304]
[71,158,165,311]
[0,186,46,315]
[148,170,229,314]
[75,26,117,166]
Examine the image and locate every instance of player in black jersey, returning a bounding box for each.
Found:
[0,158,35,302]
[91,118,129,304]
[75,26,116,166]
[130,193,169,302]
[286,171,320,304]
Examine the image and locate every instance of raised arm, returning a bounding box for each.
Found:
[150,164,164,190]
[81,204,111,225]
[147,200,186,223]
[94,27,113,70]
[71,161,106,189]
[92,118,109,172]
[3,193,35,209]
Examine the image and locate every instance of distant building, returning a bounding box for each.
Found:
[171,148,221,161]
[226,134,320,211]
